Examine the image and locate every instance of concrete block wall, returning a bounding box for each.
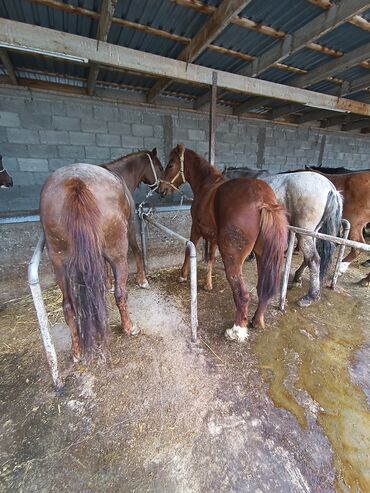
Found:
[0,86,369,212]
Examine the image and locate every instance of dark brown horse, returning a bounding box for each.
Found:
[102,148,163,288]
[311,170,370,286]
[160,145,288,341]
[40,149,163,361]
[0,155,13,188]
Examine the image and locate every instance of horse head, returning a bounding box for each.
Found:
[159,143,186,196]
[142,147,163,189]
[0,155,13,188]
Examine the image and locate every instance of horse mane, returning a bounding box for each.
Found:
[186,149,224,182]
[102,149,151,168]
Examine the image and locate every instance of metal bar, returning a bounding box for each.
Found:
[143,213,198,341]
[28,232,63,393]
[209,71,217,165]
[331,219,351,289]
[288,225,370,251]
[139,212,148,274]
[279,230,296,311]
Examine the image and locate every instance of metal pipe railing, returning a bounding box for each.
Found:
[280,219,370,310]
[140,212,198,342]
[28,232,63,393]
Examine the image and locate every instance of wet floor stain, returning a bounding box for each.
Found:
[253,286,370,492]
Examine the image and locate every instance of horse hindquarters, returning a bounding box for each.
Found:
[252,204,288,328]
[61,178,108,360]
[316,189,343,278]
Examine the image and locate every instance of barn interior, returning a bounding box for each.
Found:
[0,1,370,491]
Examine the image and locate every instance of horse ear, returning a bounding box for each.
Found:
[176,143,185,154]
[151,147,157,158]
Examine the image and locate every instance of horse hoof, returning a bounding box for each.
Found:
[130,325,141,336]
[139,279,150,289]
[338,262,350,276]
[359,278,370,287]
[203,284,213,292]
[72,354,82,363]
[291,279,302,288]
[225,325,249,342]
[297,296,317,308]
[179,276,187,283]
[251,317,265,330]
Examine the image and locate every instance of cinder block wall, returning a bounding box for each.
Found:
[1,86,369,212]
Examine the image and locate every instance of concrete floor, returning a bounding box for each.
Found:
[0,216,369,493]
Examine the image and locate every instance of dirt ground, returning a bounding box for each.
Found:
[0,214,369,493]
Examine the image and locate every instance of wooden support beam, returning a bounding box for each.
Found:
[87,0,117,96]
[296,109,338,124]
[209,72,217,165]
[238,0,370,79]
[269,73,370,120]
[342,118,370,131]
[1,19,370,117]
[147,0,252,103]
[0,48,18,85]
[360,127,370,133]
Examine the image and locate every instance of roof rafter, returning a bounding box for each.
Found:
[87,0,117,96]
[238,0,370,79]
[147,0,252,103]
[268,72,370,121]
[1,18,370,118]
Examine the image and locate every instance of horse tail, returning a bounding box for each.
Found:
[317,189,343,279]
[62,177,108,360]
[258,203,288,302]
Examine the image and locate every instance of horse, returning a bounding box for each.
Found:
[40,149,163,361]
[307,169,370,287]
[0,155,13,188]
[225,167,343,306]
[101,148,163,288]
[160,144,288,342]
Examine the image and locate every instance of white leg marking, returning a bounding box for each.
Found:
[179,276,187,283]
[225,325,249,343]
[338,262,350,275]
[130,324,141,336]
[139,279,150,289]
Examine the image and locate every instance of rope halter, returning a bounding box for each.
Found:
[0,168,8,174]
[160,145,186,193]
[146,153,160,190]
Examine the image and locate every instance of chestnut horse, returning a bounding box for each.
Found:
[160,145,288,342]
[225,167,343,306]
[309,169,370,286]
[0,155,13,188]
[40,150,163,361]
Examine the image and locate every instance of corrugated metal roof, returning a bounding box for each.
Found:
[317,23,370,53]
[0,0,369,123]
[240,0,322,34]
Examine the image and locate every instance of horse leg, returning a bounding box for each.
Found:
[292,260,307,287]
[340,225,365,275]
[297,237,321,307]
[251,252,267,329]
[180,225,201,282]
[128,219,149,289]
[220,251,251,343]
[53,260,81,361]
[111,256,138,336]
[204,241,218,291]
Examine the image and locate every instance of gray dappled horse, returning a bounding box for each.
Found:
[224,167,343,307]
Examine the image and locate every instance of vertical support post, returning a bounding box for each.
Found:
[279,230,296,311]
[331,218,350,290]
[187,241,198,342]
[139,210,148,274]
[28,233,63,393]
[208,71,217,166]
